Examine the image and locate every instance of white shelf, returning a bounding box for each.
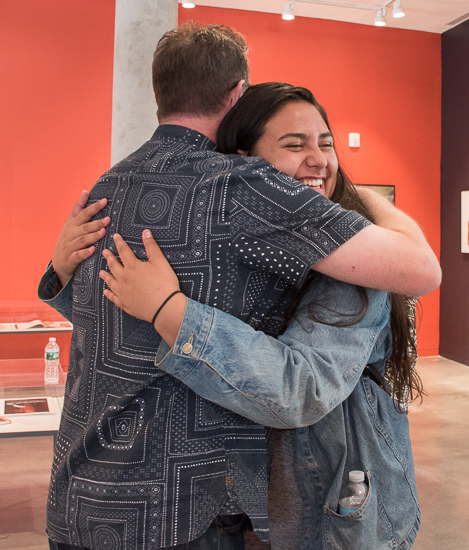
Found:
[0,396,63,435]
[0,326,72,334]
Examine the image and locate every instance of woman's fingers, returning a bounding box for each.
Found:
[69,190,90,218]
[102,248,124,277]
[99,267,123,310]
[74,226,107,249]
[112,233,137,267]
[99,269,117,291]
[75,198,108,224]
[142,230,161,259]
[70,246,97,266]
[143,230,180,289]
[78,216,111,235]
[68,195,110,250]
[102,288,118,306]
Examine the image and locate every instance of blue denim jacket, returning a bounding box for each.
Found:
[155,276,420,549]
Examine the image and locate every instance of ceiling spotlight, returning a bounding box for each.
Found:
[392,0,405,18]
[182,2,195,8]
[282,1,295,21]
[374,7,386,27]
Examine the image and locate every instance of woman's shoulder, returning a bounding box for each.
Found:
[295,275,390,329]
[300,275,388,308]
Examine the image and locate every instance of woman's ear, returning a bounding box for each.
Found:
[237,149,249,156]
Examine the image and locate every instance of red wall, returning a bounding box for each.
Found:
[0,3,441,357]
[0,0,115,307]
[180,7,442,356]
[0,0,115,360]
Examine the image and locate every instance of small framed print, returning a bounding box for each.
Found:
[354,184,395,205]
[461,191,469,253]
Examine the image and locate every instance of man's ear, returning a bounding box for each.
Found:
[228,80,245,108]
[237,149,249,156]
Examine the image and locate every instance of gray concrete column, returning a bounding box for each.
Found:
[112,0,178,165]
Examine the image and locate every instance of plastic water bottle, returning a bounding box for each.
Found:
[44,337,60,384]
[338,470,368,515]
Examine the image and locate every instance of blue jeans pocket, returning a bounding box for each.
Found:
[322,472,395,550]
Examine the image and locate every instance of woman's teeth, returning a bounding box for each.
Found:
[303,179,323,189]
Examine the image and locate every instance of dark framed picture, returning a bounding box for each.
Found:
[354,184,395,205]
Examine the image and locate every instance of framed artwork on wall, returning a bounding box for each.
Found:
[461,191,469,253]
[354,184,395,205]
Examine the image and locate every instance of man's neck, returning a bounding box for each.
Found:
[159,114,222,144]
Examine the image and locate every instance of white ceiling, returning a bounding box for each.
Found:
[179,0,469,34]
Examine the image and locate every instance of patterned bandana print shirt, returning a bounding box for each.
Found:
[42,125,370,549]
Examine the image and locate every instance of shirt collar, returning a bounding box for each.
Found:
[152,124,216,151]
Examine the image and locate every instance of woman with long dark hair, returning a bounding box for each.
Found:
[217,82,422,410]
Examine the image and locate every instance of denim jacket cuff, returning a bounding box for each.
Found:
[37,261,74,322]
[154,298,214,379]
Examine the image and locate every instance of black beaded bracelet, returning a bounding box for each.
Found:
[151,290,183,326]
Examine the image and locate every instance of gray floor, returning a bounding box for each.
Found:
[408,356,469,550]
[0,356,468,549]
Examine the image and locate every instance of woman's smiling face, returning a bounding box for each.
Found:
[246,100,338,199]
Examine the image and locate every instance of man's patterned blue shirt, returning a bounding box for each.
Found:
[41,125,370,549]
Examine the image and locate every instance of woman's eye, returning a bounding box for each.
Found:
[286,144,303,150]
[320,142,334,149]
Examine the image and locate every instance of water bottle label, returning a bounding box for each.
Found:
[46,352,59,361]
[339,503,358,515]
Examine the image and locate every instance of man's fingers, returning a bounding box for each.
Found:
[113,234,137,266]
[70,191,90,218]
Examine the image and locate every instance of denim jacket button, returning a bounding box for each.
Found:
[181,343,193,354]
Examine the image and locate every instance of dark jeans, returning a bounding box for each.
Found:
[49,513,247,550]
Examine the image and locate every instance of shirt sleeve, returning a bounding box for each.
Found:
[37,261,74,323]
[154,278,391,428]
[229,159,371,288]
